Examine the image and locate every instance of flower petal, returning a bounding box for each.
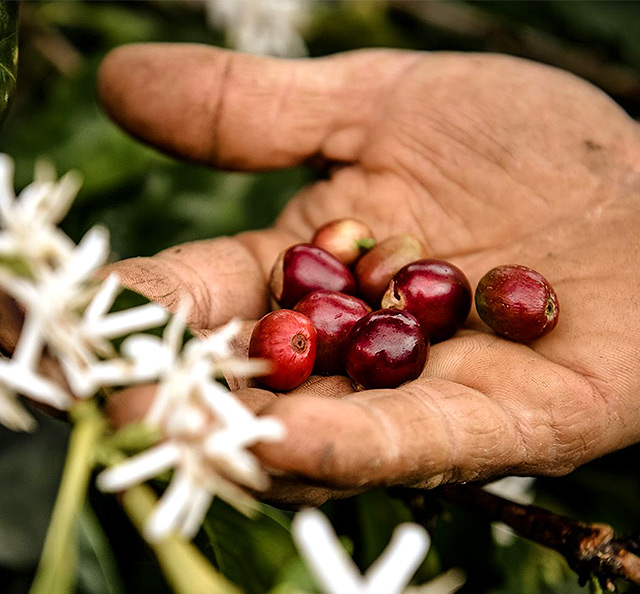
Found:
[483,476,535,505]
[144,468,196,543]
[96,441,181,492]
[201,381,256,426]
[89,358,160,387]
[206,474,257,517]
[120,334,170,379]
[11,313,44,371]
[144,382,173,426]
[363,523,430,594]
[204,436,268,490]
[164,303,189,358]
[89,303,169,340]
[405,568,466,594]
[63,225,110,284]
[0,360,71,410]
[84,273,120,322]
[177,485,212,540]
[0,386,37,432]
[59,356,97,399]
[0,153,16,223]
[38,170,82,225]
[292,509,363,594]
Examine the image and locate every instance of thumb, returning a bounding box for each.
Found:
[97,43,418,169]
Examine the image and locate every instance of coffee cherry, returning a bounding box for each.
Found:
[312,218,376,266]
[345,309,428,389]
[382,259,471,343]
[354,234,428,306]
[248,309,317,391]
[475,264,559,342]
[269,244,357,309]
[294,290,371,375]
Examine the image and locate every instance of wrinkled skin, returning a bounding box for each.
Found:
[92,45,640,506]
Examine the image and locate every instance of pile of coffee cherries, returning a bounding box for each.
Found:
[248,218,559,392]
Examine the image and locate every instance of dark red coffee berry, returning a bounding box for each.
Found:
[344,309,429,389]
[382,259,472,343]
[475,264,559,342]
[294,290,371,375]
[269,244,357,309]
[312,218,376,266]
[354,234,428,306]
[248,309,317,391]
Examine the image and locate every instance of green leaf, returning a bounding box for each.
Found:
[355,489,414,569]
[0,0,18,131]
[268,555,318,594]
[77,505,125,594]
[0,413,69,569]
[204,500,300,594]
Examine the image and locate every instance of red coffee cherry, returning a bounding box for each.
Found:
[269,244,357,309]
[294,290,371,375]
[475,264,559,342]
[382,259,472,343]
[248,309,317,391]
[344,309,429,389]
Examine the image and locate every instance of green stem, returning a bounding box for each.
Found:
[589,575,604,594]
[122,483,242,594]
[29,400,106,594]
[355,237,376,251]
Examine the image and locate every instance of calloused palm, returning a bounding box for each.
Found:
[99,44,640,505]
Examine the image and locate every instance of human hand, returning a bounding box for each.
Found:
[97,43,640,505]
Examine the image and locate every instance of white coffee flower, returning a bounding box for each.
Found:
[97,311,284,542]
[0,359,72,432]
[293,509,465,594]
[0,154,80,272]
[206,0,309,57]
[0,154,170,429]
[56,271,169,397]
[293,509,428,594]
[0,227,169,400]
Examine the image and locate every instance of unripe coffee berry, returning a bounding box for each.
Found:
[312,218,376,266]
[354,234,428,306]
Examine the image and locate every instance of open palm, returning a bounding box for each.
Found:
[99,44,640,505]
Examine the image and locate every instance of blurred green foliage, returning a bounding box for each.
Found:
[1,2,639,593]
[0,0,18,129]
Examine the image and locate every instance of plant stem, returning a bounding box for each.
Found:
[29,400,106,594]
[121,483,242,594]
[402,484,640,590]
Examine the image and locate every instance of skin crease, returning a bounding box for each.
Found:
[55,44,640,506]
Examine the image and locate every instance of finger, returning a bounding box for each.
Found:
[106,373,356,431]
[105,383,157,429]
[97,43,418,169]
[0,292,24,353]
[252,332,613,489]
[104,379,360,508]
[260,476,362,509]
[100,227,299,330]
